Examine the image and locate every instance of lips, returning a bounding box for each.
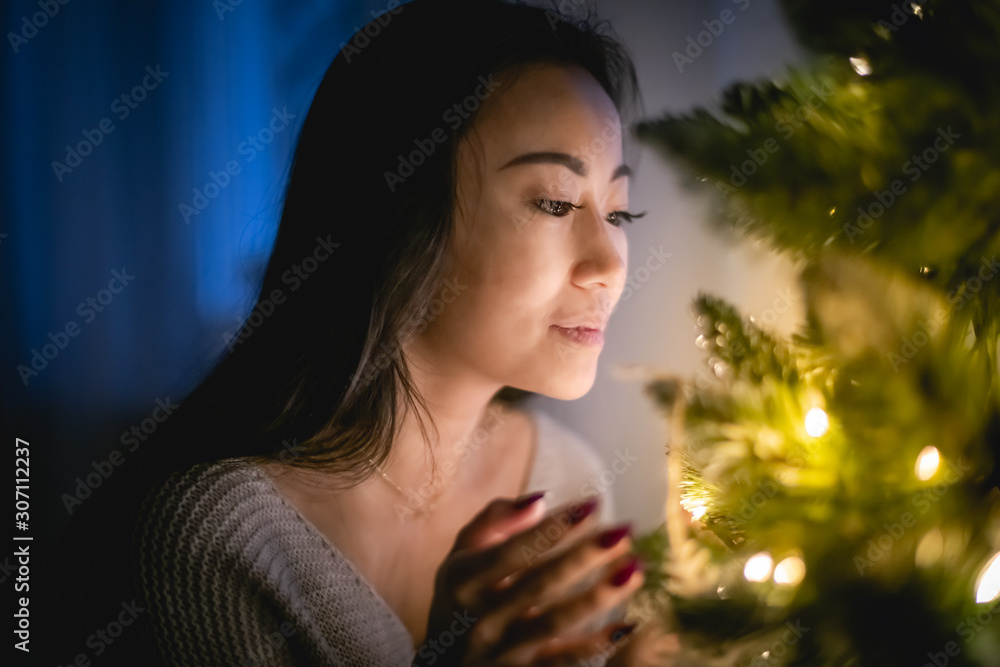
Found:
[551,315,608,332]
[551,324,604,346]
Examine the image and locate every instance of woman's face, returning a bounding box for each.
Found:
[411,62,631,400]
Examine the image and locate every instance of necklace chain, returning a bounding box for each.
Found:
[368,458,450,518]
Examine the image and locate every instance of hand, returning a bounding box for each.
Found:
[415,492,644,666]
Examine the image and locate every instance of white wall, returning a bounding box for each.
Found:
[527,0,807,531]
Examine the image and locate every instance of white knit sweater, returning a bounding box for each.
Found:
[132,407,617,666]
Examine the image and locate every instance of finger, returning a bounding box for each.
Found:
[492,552,644,655]
[451,491,548,553]
[451,495,603,600]
[485,523,633,627]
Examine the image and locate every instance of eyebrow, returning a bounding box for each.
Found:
[498,151,633,181]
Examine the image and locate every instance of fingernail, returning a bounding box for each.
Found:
[568,496,599,524]
[596,523,632,549]
[610,555,639,587]
[513,491,546,510]
[610,622,639,642]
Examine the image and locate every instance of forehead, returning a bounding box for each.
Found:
[464,62,624,175]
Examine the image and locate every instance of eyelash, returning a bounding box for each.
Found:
[533,198,646,227]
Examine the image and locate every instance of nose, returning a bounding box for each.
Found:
[570,206,627,293]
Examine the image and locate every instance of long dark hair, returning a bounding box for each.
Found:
[43,0,641,659]
[142,0,642,485]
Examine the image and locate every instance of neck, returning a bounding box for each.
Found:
[379,337,509,498]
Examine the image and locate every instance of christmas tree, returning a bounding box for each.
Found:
[629,1,1000,664]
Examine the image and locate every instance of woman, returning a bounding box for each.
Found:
[44,0,675,664]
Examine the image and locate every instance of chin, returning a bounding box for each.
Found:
[530,370,597,401]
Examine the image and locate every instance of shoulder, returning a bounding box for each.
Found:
[133,458,415,665]
[518,406,615,523]
[138,457,272,524]
[132,459,304,664]
[136,457,282,556]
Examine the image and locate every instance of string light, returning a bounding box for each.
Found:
[773,556,807,586]
[744,552,774,582]
[915,446,940,481]
[805,407,829,437]
[915,529,943,568]
[975,551,1000,604]
[850,56,872,76]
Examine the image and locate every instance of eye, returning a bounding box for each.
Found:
[533,198,648,227]
[606,209,647,227]
[534,198,580,217]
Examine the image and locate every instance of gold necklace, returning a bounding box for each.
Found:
[368,458,450,519]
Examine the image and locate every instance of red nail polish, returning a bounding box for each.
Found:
[513,491,546,510]
[596,524,632,548]
[568,497,599,524]
[610,555,639,587]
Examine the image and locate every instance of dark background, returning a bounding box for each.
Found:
[2,2,412,663]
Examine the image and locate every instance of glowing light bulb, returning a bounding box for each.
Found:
[773,556,806,586]
[850,56,872,76]
[690,504,707,520]
[744,552,774,582]
[915,529,943,568]
[915,446,940,481]
[804,407,829,437]
[975,551,1000,604]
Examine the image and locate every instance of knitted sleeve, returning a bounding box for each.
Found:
[133,461,312,666]
[133,459,414,667]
